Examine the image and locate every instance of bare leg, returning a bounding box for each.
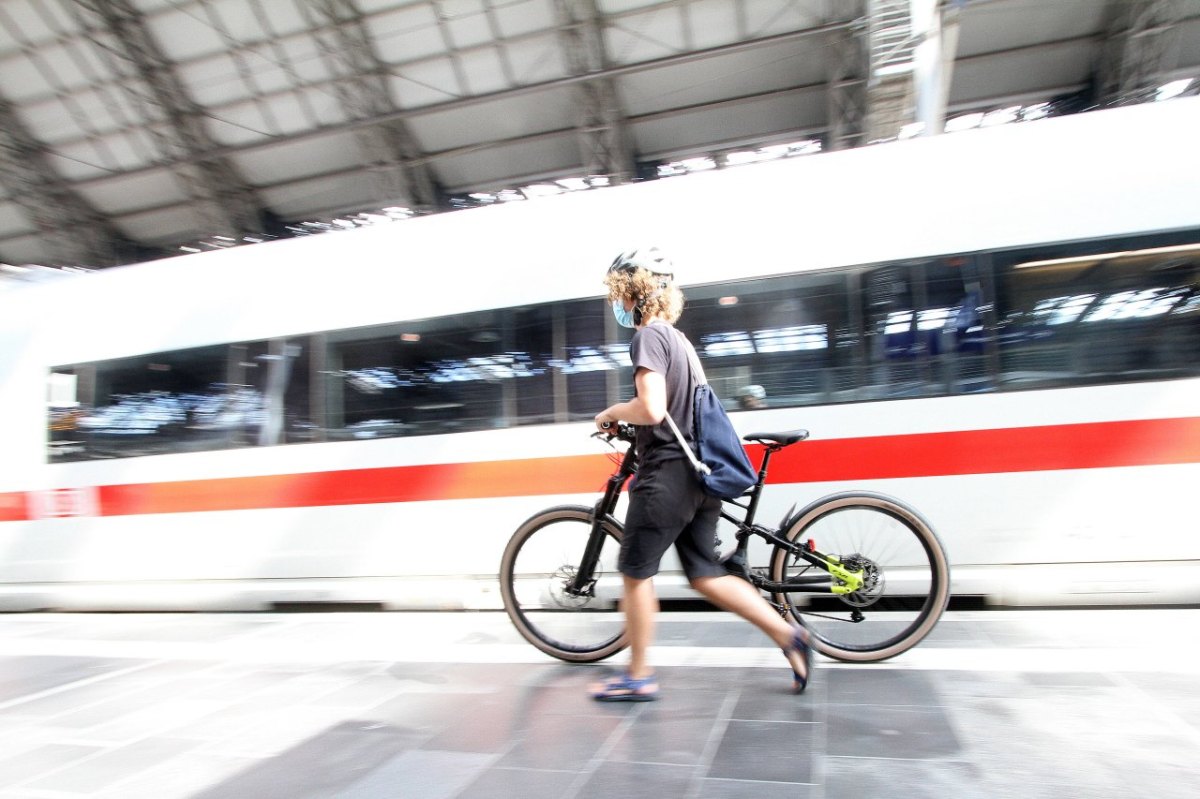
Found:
[590,574,660,699]
[621,575,658,679]
[690,574,809,681]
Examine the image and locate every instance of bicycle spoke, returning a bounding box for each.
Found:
[770,492,949,662]
[501,506,626,662]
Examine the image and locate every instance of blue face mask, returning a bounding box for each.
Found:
[612,299,636,329]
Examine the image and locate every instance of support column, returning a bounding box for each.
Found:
[826,18,867,151]
[1098,0,1187,105]
[554,0,635,182]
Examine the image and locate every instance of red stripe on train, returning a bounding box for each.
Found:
[96,453,611,517]
[0,491,28,522]
[768,416,1200,483]
[4,416,1199,520]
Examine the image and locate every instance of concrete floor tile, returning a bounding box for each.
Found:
[453,766,581,799]
[0,610,1196,798]
[0,744,102,786]
[496,713,626,770]
[694,777,817,798]
[22,736,202,794]
[188,721,418,799]
[575,761,695,799]
[825,757,985,798]
[827,705,961,759]
[825,667,945,707]
[708,719,816,783]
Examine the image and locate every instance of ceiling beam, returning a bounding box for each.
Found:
[51,20,852,194]
[0,25,1115,257]
[0,96,126,266]
[303,0,441,210]
[553,1,640,182]
[864,0,916,141]
[0,45,1115,256]
[826,5,868,151]
[1098,0,1188,105]
[69,0,265,237]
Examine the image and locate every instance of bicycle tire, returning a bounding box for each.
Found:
[499,505,628,663]
[768,491,950,662]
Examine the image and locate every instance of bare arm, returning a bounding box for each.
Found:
[595,368,667,429]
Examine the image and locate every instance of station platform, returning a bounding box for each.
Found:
[0,608,1197,799]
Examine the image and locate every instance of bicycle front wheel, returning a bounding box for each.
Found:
[499,505,627,663]
[768,491,950,662]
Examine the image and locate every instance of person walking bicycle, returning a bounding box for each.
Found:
[589,247,812,701]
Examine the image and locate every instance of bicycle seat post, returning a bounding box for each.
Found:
[741,443,776,527]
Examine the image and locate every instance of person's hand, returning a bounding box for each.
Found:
[594,411,616,432]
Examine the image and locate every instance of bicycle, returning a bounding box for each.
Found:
[500,422,951,663]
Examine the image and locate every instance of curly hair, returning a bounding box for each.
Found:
[604,267,684,324]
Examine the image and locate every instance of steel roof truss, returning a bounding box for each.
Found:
[0,96,123,266]
[69,0,263,236]
[194,0,286,135]
[826,8,867,151]
[865,0,917,141]
[244,0,324,130]
[0,2,127,172]
[303,0,440,210]
[554,0,634,182]
[1100,0,1188,105]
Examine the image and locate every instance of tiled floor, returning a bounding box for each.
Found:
[0,609,1197,798]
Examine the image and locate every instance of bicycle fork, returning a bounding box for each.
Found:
[565,462,633,598]
[565,507,613,599]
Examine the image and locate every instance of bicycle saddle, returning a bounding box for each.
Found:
[743,430,809,447]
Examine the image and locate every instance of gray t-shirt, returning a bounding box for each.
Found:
[628,321,700,465]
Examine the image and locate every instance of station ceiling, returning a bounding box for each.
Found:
[1,0,1198,270]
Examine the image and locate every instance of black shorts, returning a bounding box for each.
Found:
[619,456,725,580]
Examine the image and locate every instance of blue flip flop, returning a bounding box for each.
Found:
[785,627,814,694]
[591,672,659,702]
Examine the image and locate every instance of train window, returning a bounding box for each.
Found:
[48,369,87,460]
[995,242,1200,387]
[49,339,312,461]
[46,230,1199,462]
[680,270,855,410]
[565,297,622,422]
[512,305,557,426]
[321,305,556,439]
[241,339,311,446]
[857,256,992,400]
[50,344,250,460]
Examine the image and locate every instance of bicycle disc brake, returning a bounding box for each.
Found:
[549,566,596,609]
[838,554,884,608]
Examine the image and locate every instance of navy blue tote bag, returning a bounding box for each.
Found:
[662,329,758,499]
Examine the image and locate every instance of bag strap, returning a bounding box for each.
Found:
[656,324,711,476]
[662,409,711,476]
[668,325,708,386]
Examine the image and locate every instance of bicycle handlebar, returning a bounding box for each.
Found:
[598,420,638,444]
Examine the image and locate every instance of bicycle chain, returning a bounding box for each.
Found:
[771,599,862,624]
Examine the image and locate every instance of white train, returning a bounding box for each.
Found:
[2,97,1198,612]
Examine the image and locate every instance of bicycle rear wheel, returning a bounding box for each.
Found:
[500,505,627,663]
[768,491,950,662]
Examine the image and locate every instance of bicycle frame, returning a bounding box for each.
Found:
[567,428,863,599]
[717,442,862,596]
